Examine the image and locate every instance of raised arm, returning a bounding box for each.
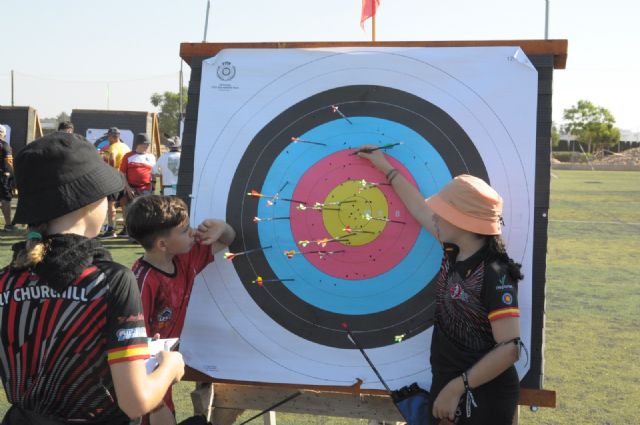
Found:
[196,219,236,253]
[357,146,437,236]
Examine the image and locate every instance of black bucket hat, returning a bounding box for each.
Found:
[13,132,124,225]
[133,132,151,147]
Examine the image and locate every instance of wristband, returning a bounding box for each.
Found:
[386,168,399,183]
[385,168,398,179]
[461,371,478,418]
[461,371,472,391]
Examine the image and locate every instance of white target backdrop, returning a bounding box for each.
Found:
[0,124,11,145]
[181,47,537,391]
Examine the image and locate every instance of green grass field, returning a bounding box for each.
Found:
[1,170,638,424]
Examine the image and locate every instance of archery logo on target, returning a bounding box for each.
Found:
[217,61,237,81]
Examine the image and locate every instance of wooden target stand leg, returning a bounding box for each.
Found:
[187,374,405,424]
[191,382,244,425]
[187,370,554,425]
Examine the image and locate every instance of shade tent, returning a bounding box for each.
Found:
[0,106,44,154]
[70,109,161,156]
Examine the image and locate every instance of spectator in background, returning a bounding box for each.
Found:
[154,136,181,196]
[98,127,130,238]
[0,124,15,232]
[57,121,74,133]
[120,133,156,196]
[117,133,156,237]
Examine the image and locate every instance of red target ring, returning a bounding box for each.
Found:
[289,150,422,279]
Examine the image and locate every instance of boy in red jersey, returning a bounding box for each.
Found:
[126,195,235,425]
[120,133,156,197]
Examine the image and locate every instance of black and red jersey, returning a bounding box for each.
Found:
[431,242,520,375]
[429,242,521,425]
[0,261,150,423]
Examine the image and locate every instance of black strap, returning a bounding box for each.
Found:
[342,323,415,424]
[341,323,392,392]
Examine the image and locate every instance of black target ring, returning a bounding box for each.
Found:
[227,85,488,349]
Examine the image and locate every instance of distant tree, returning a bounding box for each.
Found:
[551,122,560,148]
[150,87,188,139]
[562,100,620,153]
[56,111,71,124]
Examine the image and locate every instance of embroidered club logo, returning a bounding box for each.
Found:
[496,275,514,291]
[502,293,513,305]
[158,307,173,322]
[450,284,469,302]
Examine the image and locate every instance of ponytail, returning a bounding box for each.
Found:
[485,235,524,282]
[12,225,48,269]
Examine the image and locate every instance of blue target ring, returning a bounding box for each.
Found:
[257,117,451,314]
[226,85,489,348]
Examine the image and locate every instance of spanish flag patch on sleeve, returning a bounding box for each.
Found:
[488,307,520,321]
[107,344,150,364]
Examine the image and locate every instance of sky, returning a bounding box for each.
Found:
[1,0,639,133]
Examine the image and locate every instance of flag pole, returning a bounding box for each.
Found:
[372,14,376,42]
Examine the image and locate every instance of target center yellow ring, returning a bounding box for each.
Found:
[322,180,388,246]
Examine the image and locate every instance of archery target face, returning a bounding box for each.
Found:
[86,128,135,149]
[0,124,10,145]
[182,47,537,390]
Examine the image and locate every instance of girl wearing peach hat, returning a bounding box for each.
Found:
[359,147,523,424]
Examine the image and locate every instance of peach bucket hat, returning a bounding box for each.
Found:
[425,174,503,235]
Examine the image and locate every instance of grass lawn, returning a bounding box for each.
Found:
[0,170,638,424]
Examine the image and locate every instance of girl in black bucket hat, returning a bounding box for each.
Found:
[0,132,185,424]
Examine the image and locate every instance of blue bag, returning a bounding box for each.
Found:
[391,383,431,425]
[342,324,431,425]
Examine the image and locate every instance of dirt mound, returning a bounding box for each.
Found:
[593,148,640,166]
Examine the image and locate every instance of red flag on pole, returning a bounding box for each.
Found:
[360,0,380,29]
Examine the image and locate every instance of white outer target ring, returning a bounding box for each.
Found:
[183,47,536,389]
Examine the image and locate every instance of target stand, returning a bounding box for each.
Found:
[0,106,43,154]
[178,40,566,424]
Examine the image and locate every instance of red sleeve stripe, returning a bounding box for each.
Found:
[488,307,520,321]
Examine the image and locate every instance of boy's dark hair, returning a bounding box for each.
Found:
[126,195,189,249]
[57,121,74,131]
[485,235,524,282]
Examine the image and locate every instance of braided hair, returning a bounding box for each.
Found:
[485,235,524,282]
